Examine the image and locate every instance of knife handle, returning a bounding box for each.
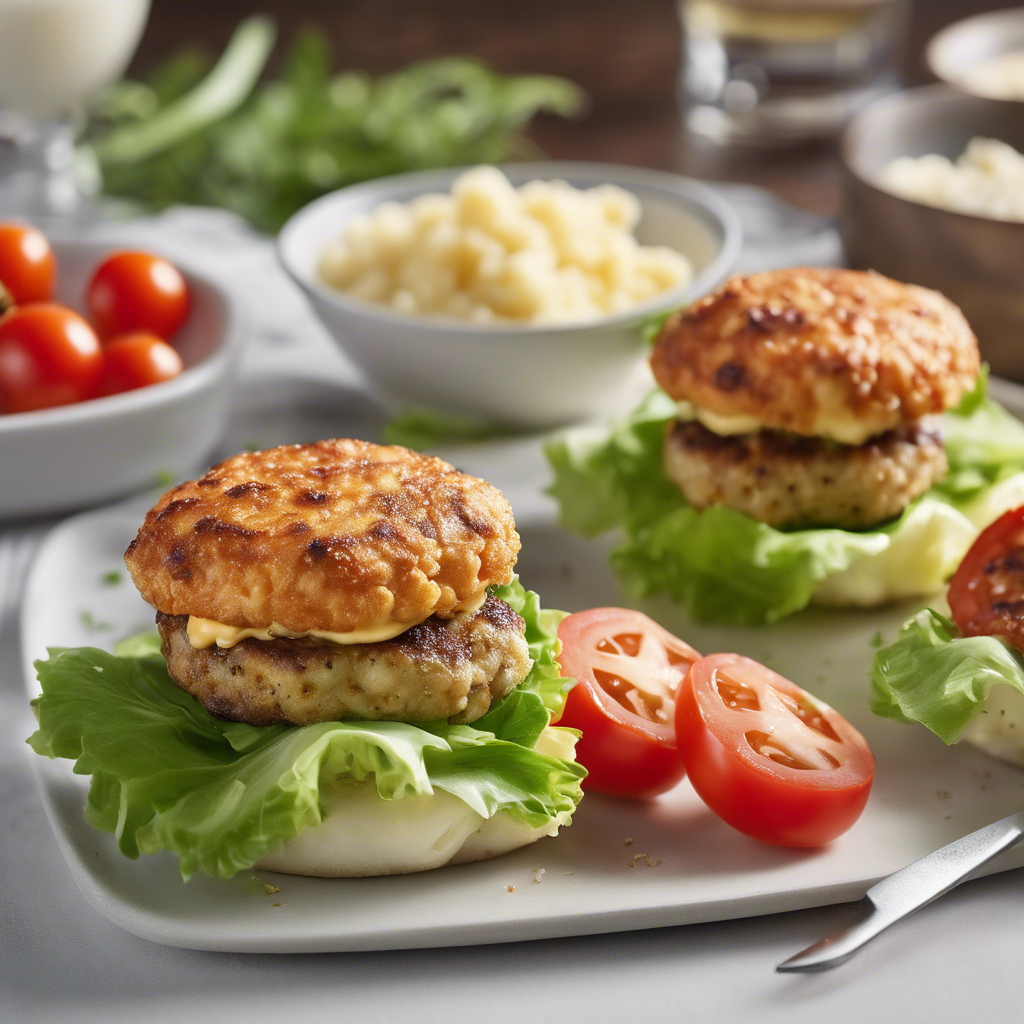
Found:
[777,811,1024,973]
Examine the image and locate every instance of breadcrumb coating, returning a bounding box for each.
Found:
[650,268,979,444]
[126,439,520,634]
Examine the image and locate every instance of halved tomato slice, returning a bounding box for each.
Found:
[948,506,1024,652]
[555,608,700,799]
[676,654,874,847]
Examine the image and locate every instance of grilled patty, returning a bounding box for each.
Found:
[663,418,948,529]
[157,594,531,726]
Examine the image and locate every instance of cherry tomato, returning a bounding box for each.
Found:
[0,304,102,413]
[555,608,701,798]
[676,654,874,847]
[948,506,1024,651]
[95,332,184,397]
[0,222,56,304]
[86,251,189,340]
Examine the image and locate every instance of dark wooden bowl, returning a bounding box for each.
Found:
[840,86,1024,380]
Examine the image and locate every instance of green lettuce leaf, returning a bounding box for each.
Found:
[545,373,1024,624]
[382,407,516,451]
[27,580,583,880]
[936,368,1024,501]
[491,577,574,718]
[871,609,1024,744]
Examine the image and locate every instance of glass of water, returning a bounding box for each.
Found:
[680,0,910,144]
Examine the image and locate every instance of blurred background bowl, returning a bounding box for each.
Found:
[278,162,741,430]
[927,7,1024,100]
[0,239,245,520]
[840,85,1024,379]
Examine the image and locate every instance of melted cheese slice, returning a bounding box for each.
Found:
[676,400,884,446]
[186,587,489,650]
[676,400,765,437]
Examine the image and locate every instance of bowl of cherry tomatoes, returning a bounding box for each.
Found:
[0,224,245,519]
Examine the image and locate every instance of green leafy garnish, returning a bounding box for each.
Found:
[83,19,586,232]
[383,408,520,451]
[871,609,1024,744]
[79,610,113,632]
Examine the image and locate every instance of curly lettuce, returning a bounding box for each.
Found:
[27,580,584,880]
[871,609,1024,765]
[545,373,1024,625]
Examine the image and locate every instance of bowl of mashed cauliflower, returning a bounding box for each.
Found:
[840,86,1024,381]
[278,163,740,429]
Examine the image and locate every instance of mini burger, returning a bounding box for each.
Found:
[30,439,584,880]
[650,268,979,530]
[546,267,1024,623]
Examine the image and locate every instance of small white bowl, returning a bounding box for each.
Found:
[278,162,741,429]
[0,240,246,520]
[928,8,1024,101]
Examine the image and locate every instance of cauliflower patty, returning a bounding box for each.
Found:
[126,439,520,635]
[156,594,531,726]
[664,419,948,529]
[651,268,979,445]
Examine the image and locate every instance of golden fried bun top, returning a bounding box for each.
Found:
[650,268,980,444]
[125,439,521,635]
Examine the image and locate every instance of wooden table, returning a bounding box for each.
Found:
[133,0,1019,215]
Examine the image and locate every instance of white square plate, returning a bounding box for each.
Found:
[21,381,1024,953]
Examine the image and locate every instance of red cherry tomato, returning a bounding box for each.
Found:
[555,608,701,799]
[676,653,874,847]
[86,251,189,341]
[948,506,1024,652]
[0,222,56,304]
[95,332,184,397]
[0,304,102,413]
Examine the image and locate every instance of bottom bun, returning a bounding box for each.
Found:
[254,727,578,877]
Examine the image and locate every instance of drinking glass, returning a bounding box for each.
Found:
[679,0,910,144]
[0,0,151,219]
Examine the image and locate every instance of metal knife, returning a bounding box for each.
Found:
[777,809,1024,973]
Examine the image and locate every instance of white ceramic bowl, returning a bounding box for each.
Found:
[278,162,741,429]
[0,240,246,520]
[927,8,1024,101]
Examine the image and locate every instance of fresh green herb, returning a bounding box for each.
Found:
[100,571,122,586]
[79,611,114,632]
[383,408,520,451]
[871,631,884,649]
[83,18,585,233]
[92,16,276,167]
